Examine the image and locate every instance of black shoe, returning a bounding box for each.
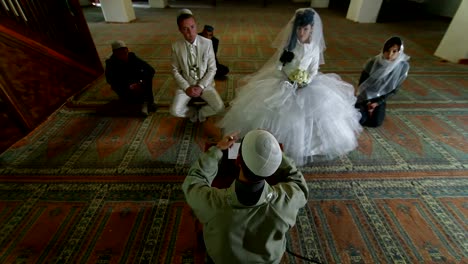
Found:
[214,75,228,81]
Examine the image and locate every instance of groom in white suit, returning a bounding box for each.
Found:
[170,9,224,122]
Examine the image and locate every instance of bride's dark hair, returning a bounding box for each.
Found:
[288,9,315,51]
[280,9,315,65]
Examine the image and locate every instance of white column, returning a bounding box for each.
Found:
[434,0,468,63]
[149,0,168,8]
[100,0,136,23]
[310,0,329,8]
[346,0,383,23]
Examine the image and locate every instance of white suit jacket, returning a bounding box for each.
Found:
[171,35,217,91]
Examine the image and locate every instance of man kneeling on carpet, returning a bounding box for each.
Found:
[105,40,157,116]
[182,129,308,264]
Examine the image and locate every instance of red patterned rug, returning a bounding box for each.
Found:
[0,179,466,263]
[0,105,466,178]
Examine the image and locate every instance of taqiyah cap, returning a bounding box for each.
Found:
[179,8,193,15]
[111,40,126,50]
[241,130,282,177]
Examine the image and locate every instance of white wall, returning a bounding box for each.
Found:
[435,0,468,63]
[310,0,330,8]
[346,0,383,23]
[149,0,168,8]
[100,0,136,23]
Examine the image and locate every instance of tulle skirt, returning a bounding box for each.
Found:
[217,72,362,166]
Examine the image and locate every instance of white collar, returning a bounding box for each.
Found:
[185,36,198,47]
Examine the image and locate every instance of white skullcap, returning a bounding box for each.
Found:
[178,8,193,15]
[241,130,282,177]
[111,40,126,50]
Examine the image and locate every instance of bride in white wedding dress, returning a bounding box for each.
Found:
[217,8,362,165]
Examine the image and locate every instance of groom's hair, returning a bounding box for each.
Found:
[177,13,194,28]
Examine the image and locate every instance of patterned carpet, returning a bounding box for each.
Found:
[0,3,467,264]
[0,179,466,263]
[0,106,466,178]
[70,73,468,107]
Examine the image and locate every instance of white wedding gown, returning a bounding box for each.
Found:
[217,40,362,166]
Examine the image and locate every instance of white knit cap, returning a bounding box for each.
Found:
[111,40,126,50]
[178,8,193,15]
[241,130,282,177]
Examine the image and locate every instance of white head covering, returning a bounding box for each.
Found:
[111,40,127,51]
[241,8,325,83]
[178,8,193,15]
[357,36,410,102]
[241,130,282,177]
[275,8,325,64]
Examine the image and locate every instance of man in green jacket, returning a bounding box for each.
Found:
[182,129,309,264]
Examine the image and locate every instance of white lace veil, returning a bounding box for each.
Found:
[241,8,326,84]
[357,36,410,101]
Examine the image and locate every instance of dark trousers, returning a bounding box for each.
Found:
[215,63,229,78]
[115,76,154,105]
[356,101,386,127]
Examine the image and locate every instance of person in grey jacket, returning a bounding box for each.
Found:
[182,129,308,264]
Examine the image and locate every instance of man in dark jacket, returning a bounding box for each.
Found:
[199,25,230,79]
[105,40,157,116]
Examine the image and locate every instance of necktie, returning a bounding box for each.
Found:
[189,44,197,66]
[188,44,198,79]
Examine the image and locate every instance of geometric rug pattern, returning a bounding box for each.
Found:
[0,178,466,263]
[0,106,466,177]
[70,73,468,107]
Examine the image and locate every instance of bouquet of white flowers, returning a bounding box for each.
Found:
[288,68,309,88]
